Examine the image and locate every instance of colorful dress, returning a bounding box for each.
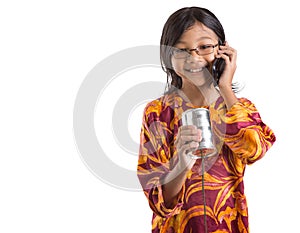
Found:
[137,92,276,233]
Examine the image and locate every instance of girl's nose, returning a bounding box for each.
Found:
[186,51,204,62]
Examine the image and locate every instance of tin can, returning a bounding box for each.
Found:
[181,108,216,159]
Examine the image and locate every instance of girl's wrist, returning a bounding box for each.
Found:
[218,85,238,109]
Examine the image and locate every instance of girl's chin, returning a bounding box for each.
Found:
[185,73,207,84]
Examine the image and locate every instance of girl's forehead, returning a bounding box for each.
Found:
[177,22,218,44]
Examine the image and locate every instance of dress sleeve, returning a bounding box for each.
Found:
[212,98,276,165]
[137,101,184,218]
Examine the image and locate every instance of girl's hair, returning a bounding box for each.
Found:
[160,7,226,92]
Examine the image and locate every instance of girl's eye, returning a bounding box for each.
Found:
[172,48,187,56]
[199,45,212,50]
[174,49,186,54]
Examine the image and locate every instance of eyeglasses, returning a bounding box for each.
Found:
[171,44,219,59]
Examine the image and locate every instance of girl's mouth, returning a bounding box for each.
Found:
[184,68,204,73]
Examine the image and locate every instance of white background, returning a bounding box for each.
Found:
[1,0,299,232]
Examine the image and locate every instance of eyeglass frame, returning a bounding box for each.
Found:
[171,43,219,59]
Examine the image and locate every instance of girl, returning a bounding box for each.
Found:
[137,6,275,233]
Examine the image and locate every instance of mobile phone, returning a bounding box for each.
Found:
[212,57,225,85]
[212,42,226,85]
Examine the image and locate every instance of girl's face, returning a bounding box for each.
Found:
[171,21,219,87]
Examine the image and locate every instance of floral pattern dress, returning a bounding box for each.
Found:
[137,92,276,233]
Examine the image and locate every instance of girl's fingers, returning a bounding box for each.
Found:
[217,47,237,65]
[179,141,199,155]
[176,126,202,150]
[179,125,198,134]
[178,127,202,141]
[218,44,237,58]
[180,135,201,142]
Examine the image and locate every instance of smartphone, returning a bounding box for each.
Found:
[212,58,225,85]
[212,42,226,85]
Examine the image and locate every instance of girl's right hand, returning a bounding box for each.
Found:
[175,125,202,171]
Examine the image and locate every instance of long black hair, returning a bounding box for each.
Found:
[160,7,226,92]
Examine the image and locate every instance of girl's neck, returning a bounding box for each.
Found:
[180,82,219,107]
[181,83,206,107]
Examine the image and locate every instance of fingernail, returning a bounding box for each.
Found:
[190,142,198,147]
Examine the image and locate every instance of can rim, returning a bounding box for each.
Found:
[182,108,209,116]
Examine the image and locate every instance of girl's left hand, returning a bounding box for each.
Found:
[216,41,237,89]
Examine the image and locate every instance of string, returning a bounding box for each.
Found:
[201,150,208,233]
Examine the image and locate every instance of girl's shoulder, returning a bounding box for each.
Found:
[143,92,183,118]
[214,96,257,110]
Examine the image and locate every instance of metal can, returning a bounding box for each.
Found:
[181,108,216,159]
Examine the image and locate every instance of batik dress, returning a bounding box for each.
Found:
[137,92,276,233]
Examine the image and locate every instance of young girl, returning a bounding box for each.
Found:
[137,6,276,233]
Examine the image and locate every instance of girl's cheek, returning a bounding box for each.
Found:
[172,61,183,73]
[208,53,216,63]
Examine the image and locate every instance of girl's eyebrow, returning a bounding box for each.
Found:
[176,36,213,45]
